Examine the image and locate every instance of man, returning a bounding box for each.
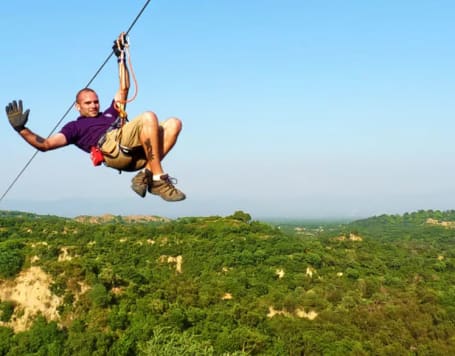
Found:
[5,33,185,202]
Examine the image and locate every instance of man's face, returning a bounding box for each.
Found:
[75,91,100,117]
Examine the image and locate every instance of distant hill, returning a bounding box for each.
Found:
[0,209,454,355]
[350,209,455,226]
[73,214,170,224]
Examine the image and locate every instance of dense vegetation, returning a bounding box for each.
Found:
[0,209,454,355]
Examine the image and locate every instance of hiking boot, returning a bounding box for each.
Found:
[149,174,186,202]
[131,170,149,198]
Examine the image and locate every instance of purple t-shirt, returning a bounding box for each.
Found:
[60,101,119,153]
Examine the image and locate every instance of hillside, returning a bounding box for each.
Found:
[0,209,454,355]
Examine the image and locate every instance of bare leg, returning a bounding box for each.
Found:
[139,111,164,175]
[131,111,185,201]
[158,117,182,160]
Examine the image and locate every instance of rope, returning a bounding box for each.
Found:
[114,43,140,125]
[0,0,151,204]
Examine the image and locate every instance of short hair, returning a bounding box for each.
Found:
[76,88,97,103]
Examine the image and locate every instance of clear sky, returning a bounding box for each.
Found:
[1,0,455,220]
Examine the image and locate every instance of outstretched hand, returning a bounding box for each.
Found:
[5,100,29,132]
[112,32,128,58]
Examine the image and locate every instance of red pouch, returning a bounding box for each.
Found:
[90,146,104,166]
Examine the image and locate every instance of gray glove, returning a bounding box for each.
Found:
[6,100,29,132]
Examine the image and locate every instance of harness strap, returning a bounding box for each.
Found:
[97,116,125,147]
[97,119,143,156]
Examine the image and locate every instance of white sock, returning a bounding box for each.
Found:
[153,174,166,181]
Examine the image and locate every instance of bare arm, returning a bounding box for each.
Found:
[114,59,130,104]
[113,32,130,106]
[18,128,68,152]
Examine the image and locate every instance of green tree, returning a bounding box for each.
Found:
[0,326,14,355]
[89,283,110,308]
[139,327,217,355]
[228,211,252,223]
[10,317,66,355]
[0,301,15,322]
[0,241,25,278]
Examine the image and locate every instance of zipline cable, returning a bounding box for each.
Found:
[0,0,152,204]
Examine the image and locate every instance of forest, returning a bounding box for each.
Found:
[0,209,454,355]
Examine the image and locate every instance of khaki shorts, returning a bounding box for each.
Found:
[100,115,147,171]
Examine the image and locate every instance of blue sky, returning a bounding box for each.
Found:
[1,0,455,220]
